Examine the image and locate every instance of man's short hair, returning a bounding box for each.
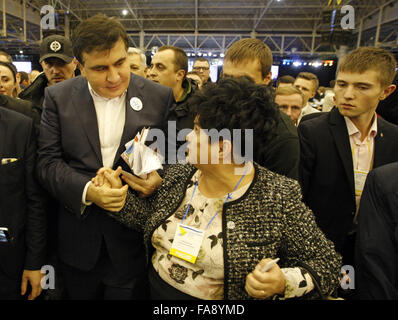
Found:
[338,47,397,87]
[71,14,129,65]
[158,45,188,75]
[224,38,272,79]
[276,75,295,87]
[296,72,319,92]
[275,85,305,106]
[193,57,210,67]
[18,71,29,84]
[0,51,12,63]
[128,47,147,68]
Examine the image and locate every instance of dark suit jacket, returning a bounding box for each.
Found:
[0,94,41,136]
[260,110,300,180]
[355,162,398,299]
[0,106,46,279]
[37,74,174,278]
[298,108,398,252]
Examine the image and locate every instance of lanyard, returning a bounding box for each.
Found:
[181,166,250,230]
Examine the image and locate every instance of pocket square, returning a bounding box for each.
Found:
[1,158,18,165]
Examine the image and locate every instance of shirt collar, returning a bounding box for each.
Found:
[344,114,378,139]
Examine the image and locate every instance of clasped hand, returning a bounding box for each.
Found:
[88,166,162,212]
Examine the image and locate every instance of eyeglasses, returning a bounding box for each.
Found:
[193,67,209,71]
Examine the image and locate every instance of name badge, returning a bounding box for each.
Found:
[169,223,204,264]
[354,170,368,196]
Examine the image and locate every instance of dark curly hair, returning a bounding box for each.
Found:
[188,76,279,164]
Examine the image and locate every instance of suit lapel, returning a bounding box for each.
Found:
[71,77,103,166]
[329,108,355,195]
[113,74,146,167]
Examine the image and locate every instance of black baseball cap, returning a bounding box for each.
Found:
[39,35,74,63]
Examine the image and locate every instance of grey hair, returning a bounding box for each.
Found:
[127,47,147,69]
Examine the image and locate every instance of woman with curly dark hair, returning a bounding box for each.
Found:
[94,77,341,300]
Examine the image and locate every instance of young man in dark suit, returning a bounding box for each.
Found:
[0,106,46,300]
[298,47,398,268]
[36,14,174,300]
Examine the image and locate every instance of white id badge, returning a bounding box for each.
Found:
[169,223,204,264]
[354,170,368,196]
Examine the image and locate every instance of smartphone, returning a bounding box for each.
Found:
[0,227,10,243]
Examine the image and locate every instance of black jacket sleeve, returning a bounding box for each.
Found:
[24,120,47,270]
[355,165,398,299]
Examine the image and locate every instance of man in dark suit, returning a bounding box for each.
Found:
[0,106,46,300]
[298,47,398,267]
[355,162,398,299]
[36,14,174,300]
[222,38,300,180]
[0,94,41,134]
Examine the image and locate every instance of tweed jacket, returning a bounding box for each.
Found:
[110,163,342,300]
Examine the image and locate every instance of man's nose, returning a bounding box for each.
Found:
[343,85,355,99]
[49,65,60,73]
[107,67,121,83]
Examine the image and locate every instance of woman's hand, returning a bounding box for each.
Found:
[121,170,162,197]
[245,258,286,299]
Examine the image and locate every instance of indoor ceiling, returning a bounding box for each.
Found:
[1,0,397,57]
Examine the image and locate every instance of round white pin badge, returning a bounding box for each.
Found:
[130,97,143,111]
[227,221,235,230]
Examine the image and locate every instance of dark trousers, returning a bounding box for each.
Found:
[59,240,149,300]
[338,232,357,300]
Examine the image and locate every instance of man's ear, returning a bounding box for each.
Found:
[69,58,78,72]
[380,84,396,101]
[176,69,185,82]
[78,62,86,78]
[263,72,272,85]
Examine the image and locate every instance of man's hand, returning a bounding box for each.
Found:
[86,182,128,212]
[245,258,286,299]
[92,166,123,189]
[121,170,162,198]
[21,270,43,300]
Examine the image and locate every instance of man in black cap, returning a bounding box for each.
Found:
[18,35,77,300]
[19,35,77,111]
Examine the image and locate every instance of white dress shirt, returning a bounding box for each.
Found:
[81,83,127,206]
